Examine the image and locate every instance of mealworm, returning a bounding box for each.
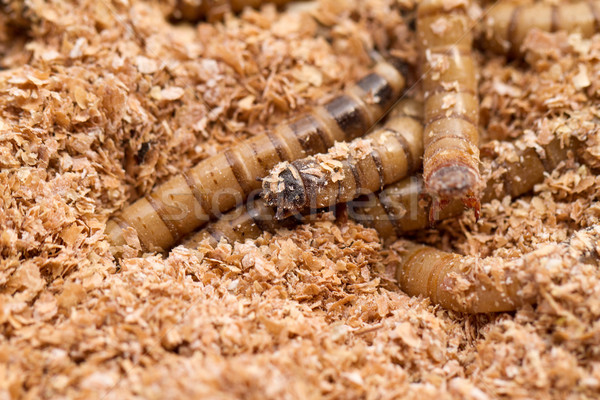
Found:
[170,0,296,22]
[418,0,483,212]
[261,99,423,217]
[392,225,599,313]
[483,0,600,56]
[353,136,580,237]
[106,61,405,255]
[392,241,528,313]
[185,133,580,247]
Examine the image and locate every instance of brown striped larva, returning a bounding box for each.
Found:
[106,61,405,256]
[482,0,600,57]
[418,0,483,214]
[261,99,423,218]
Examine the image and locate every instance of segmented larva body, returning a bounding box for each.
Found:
[418,0,482,210]
[185,133,579,247]
[483,0,600,56]
[354,136,579,237]
[171,0,295,21]
[393,242,528,313]
[261,99,423,217]
[183,136,589,314]
[392,225,599,313]
[184,194,299,247]
[106,62,405,255]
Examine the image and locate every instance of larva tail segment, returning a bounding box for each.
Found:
[482,0,600,57]
[262,99,424,217]
[106,61,405,257]
[418,0,483,211]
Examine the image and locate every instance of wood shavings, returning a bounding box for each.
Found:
[1,0,599,398]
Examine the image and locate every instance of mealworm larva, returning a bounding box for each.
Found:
[418,0,483,212]
[483,0,600,56]
[353,136,580,237]
[170,0,296,22]
[106,61,405,256]
[392,241,528,313]
[392,225,599,313]
[261,99,423,217]
[185,133,580,247]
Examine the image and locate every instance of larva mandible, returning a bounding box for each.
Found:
[184,133,580,248]
[261,99,423,218]
[392,225,599,314]
[483,0,600,56]
[170,0,296,22]
[418,0,483,213]
[106,61,405,256]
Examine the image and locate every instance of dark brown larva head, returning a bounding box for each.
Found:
[262,165,306,219]
[426,165,479,199]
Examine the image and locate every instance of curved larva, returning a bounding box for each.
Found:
[483,0,600,56]
[392,241,529,313]
[106,61,405,256]
[418,0,483,211]
[261,99,423,217]
[392,225,599,314]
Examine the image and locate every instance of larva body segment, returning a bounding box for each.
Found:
[483,0,600,56]
[418,0,483,208]
[106,62,405,256]
[171,0,296,22]
[261,99,424,216]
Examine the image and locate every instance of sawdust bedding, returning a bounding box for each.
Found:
[0,0,599,398]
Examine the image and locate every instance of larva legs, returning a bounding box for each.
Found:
[106,61,405,256]
[261,99,423,217]
[483,0,600,56]
[184,193,302,248]
[418,0,483,211]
